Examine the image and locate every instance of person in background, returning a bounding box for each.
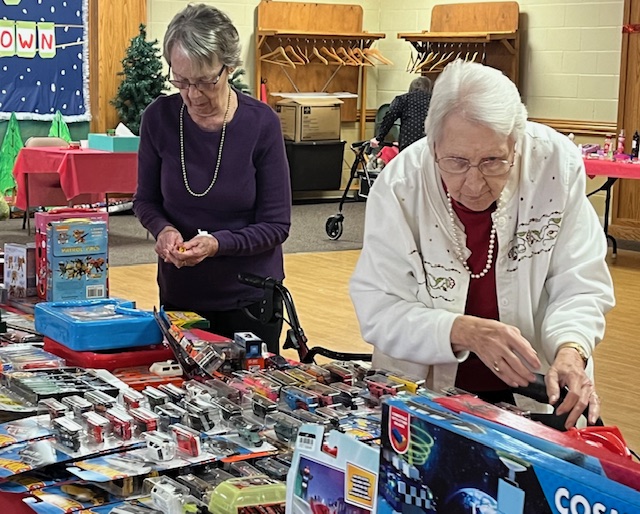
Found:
[351,60,614,429]
[370,76,432,151]
[133,4,291,354]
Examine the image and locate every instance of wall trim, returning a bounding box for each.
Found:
[528,118,617,137]
[364,110,617,138]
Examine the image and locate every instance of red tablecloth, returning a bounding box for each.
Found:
[583,157,640,179]
[12,147,138,210]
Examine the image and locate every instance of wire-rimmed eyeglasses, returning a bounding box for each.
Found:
[168,65,226,92]
[435,154,514,176]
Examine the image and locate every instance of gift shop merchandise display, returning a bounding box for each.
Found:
[0,304,639,513]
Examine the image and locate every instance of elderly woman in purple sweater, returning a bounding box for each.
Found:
[133,4,291,353]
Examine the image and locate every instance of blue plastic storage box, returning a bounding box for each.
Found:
[35,299,163,351]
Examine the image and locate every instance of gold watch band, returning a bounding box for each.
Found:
[556,342,589,365]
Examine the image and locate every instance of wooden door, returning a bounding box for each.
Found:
[88,0,147,134]
[613,0,640,240]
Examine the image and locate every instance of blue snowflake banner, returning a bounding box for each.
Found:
[0,0,89,122]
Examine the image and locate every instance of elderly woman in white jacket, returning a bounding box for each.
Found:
[350,59,614,429]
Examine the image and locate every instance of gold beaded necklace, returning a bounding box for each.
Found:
[179,86,232,197]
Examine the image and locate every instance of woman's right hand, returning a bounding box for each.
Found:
[450,315,541,388]
[155,226,184,267]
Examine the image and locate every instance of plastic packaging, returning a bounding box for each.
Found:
[617,129,626,154]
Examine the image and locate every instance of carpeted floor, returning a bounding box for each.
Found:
[0,201,366,266]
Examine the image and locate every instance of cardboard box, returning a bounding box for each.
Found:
[88,133,140,152]
[379,395,640,513]
[35,208,109,300]
[276,98,342,142]
[435,393,640,492]
[286,423,380,512]
[46,219,108,302]
[3,243,36,298]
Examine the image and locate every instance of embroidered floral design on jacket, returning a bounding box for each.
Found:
[423,261,458,301]
[507,211,562,266]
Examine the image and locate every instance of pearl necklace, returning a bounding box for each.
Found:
[446,192,500,279]
[179,86,232,197]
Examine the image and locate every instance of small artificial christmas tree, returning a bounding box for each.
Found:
[48,110,72,142]
[0,112,23,196]
[111,24,168,135]
[229,68,251,95]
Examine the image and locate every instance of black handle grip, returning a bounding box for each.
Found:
[237,273,273,289]
[512,373,602,430]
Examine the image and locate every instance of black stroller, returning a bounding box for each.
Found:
[325,140,394,241]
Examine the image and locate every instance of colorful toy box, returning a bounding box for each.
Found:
[435,393,640,492]
[379,395,640,513]
[45,219,108,302]
[286,423,380,513]
[34,299,163,351]
[3,242,37,298]
[35,208,109,300]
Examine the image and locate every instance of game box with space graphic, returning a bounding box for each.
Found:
[45,219,108,302]
[378,395,640,514]
[286,423,380,513]
[435,393,640,493]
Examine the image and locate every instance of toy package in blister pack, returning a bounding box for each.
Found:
[23,482,128,514]
[285,423,380,513]
[2,367,119,404]
[207,475,286,514]
[378,394,640,514]
[0,344,66,373]
[0,438,64,479]
[0,468,82,494]
[435,393,640,492]
[0,414,53,450]
[153,308,228,380]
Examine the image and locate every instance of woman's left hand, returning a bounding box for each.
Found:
[169,234,219,268]
[545,348,600,429]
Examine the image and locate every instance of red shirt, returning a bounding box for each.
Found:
[450,197,509,392]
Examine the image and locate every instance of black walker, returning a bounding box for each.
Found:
[325,140,393,240]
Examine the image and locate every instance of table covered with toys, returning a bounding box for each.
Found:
[1,210,640,514]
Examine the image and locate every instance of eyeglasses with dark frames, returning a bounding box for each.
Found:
[168,65,226,92]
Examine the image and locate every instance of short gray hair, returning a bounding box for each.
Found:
[163,4,242,71]
[425,60,527,146]
[409,76,432,93]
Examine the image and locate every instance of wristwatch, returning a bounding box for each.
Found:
[556,342,589,366]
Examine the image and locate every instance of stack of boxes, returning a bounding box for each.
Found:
[275,97,345,191]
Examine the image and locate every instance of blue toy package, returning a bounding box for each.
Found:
[46,219,108,302]
[286,423,380,513]
[35,298,163,351]
[378,395,640,514]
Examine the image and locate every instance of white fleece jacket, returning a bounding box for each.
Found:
[350,121,614,392]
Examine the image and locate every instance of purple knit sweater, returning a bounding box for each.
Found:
[133,91,292,311]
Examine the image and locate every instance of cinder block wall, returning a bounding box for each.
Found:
[148,0,622,210]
